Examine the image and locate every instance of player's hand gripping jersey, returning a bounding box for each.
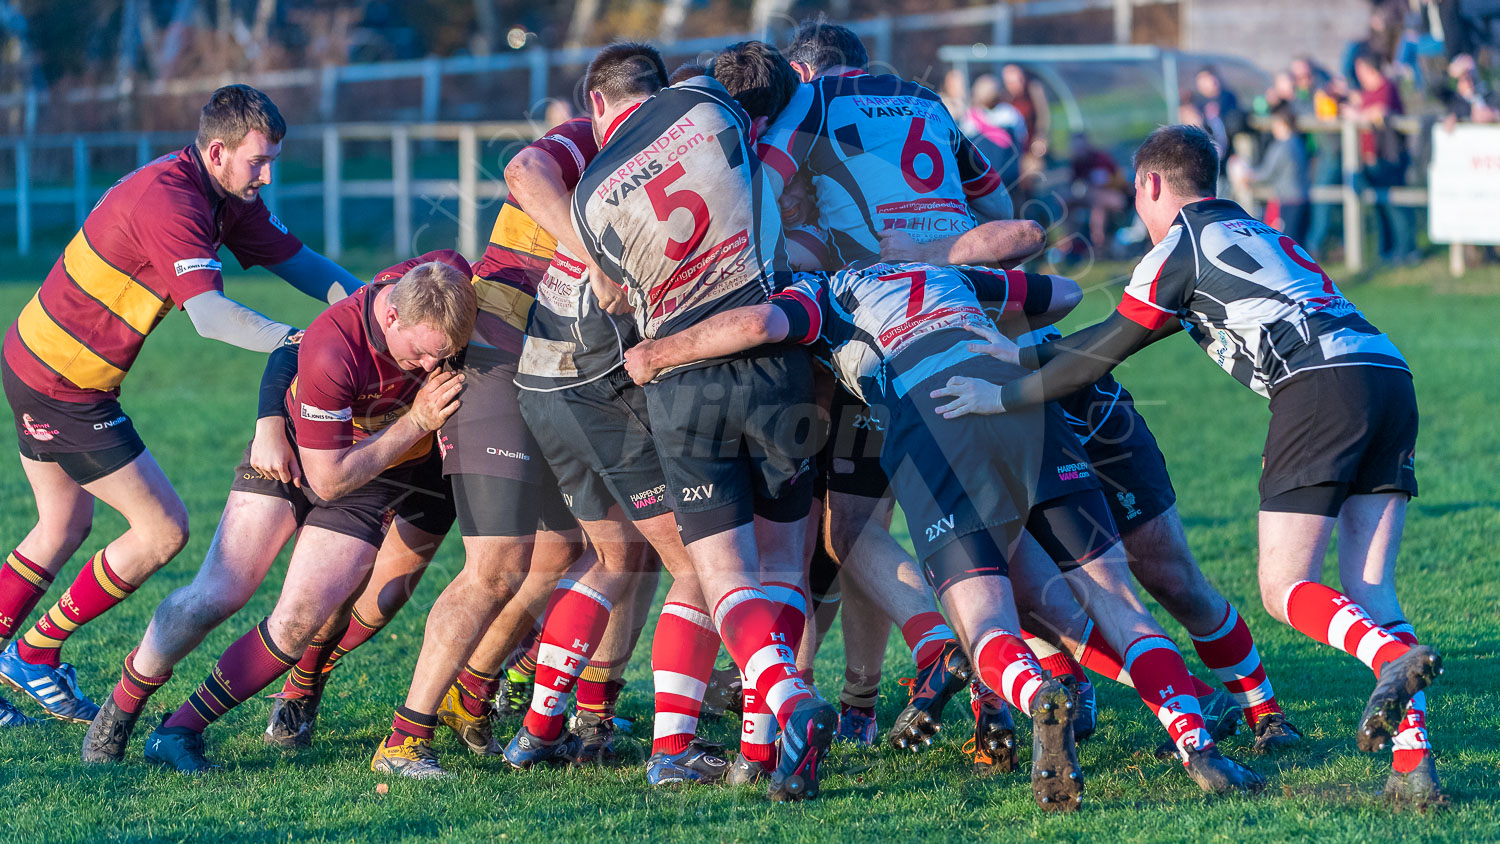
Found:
[1118,199,1408,397]
[775,263,1040,403]
[757,72,1007,266]
[471,117,599,354]
[3,145,303,402]
[573,76,789,341]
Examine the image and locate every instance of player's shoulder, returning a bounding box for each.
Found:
[302,287,369,357]
[1130,223,1191,286]
[99,149,213,231]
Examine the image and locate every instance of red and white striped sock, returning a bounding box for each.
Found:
[901,611,955,671]
[1122,634,1214,760]
[712,587,815,727]
[1191,602,1282,724]
[762,581,808,656]
[650,602,719,756]
[1382,621,1431,774]
[1022,629,1082,682]
[1283,581,1408,673]
[740,684,777,770]
[1074,620,1134,687]
[523,580,612,742]
[971,629,1049,715]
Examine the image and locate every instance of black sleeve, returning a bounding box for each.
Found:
[1001,311,1180,409]
[257,343,301,420]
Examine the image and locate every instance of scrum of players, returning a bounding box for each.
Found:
[0,19,1443,812]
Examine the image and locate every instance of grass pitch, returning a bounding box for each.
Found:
[0,256,1496,842]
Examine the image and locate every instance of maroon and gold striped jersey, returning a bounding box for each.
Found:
[2,144,302,402]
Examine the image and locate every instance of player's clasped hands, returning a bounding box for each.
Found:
[409,370,465,432]
[931,375,1005,419]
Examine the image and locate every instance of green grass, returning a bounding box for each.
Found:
[0,257,1498,842]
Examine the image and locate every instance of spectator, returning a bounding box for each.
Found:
[1442,53,1498,127]
[940,68,969,123]
[1191,66,1248,171]
[1304,71,1348,260]
[1352,51,1419,264]
[961,74,1026,189]
[1236,104,1311,244]
[1002,63,1051,161]
[1068,132,1128,256]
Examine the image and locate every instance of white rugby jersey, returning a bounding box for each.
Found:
[757,72,1006,267]
[1118,199,1408,397]
[514,244,639,391]
[572,76,789,341]
[776,263,1034,403]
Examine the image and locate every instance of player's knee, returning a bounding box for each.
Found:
[1258,579,1293,624]
[145,505,191,561]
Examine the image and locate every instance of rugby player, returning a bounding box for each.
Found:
[708,35,1048,754]
[0,85,362,725]
[505,108,729,782]
[81,255,474,771]
[933,124,1441,805]
[626,260,1268,804]
[368,119,593,778]
[231,323,456,751]
[572,45,833,802]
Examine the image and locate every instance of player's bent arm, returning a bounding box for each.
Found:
[968,189,1016,225]
[879,220,1044,267]
[298,371,463,501]
[624,305,792,385]
[265,245,363,304]
[505,148,594,261]
[182,290,298,352]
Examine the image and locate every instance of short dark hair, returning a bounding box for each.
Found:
[197,85,286,151]
[786,19,867,74]
[712,41,800,121]
[668,61,707,86]
[584,42,667,103]
[1132,124,1219,197]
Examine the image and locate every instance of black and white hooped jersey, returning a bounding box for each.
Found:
[757,72,1006,267]
[1118,199,1408,397]
[514,244,640,391]
[775,263,1035,404]
[572,76,788,341]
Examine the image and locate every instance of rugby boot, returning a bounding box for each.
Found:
[700,666,744,721]
[1180,744,1264,794]
[965,683,1018,775]
[836,703,877,745]
[725,752,770,786]
[1358,645,1442,753]
[1251,712,1303,753]
[1071,678,1098,742]
[503,724,582,770]
[768,697,836,803]
[437,681,502,756]
[888,640,974,752]
[494,667,532,719]
[571,711,617,765]
[264,686,325,750]
[1384,754,1445,809]
[81,697,139,763]
[0,696,36,728]
[1028,678,1083,813]
[646,739,730,786]
[143,718,219,774]
[0,641,99,723]
[1155,690,1242,759]
[371,736,451,780]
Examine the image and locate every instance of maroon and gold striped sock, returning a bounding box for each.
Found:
[111,647,172,716]
[455,664,500,717]
[386,705,437,747]
[279,622,349,698]
[162,619,296,733]
[0,550,54,640]
[18,550,134,667]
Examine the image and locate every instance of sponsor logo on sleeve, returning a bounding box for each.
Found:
[173,257,223,276]
[301,404,353,423]
[268,214,288,234]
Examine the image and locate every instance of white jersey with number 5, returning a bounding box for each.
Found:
[573,76,789,340]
